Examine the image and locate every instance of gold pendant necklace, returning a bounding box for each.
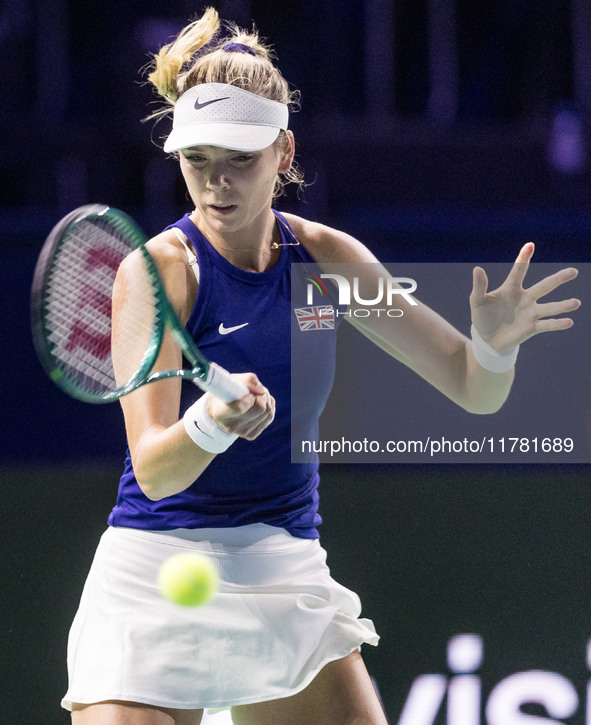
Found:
[212,211,301,254]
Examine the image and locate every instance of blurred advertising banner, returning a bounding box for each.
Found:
[393,633,586,725]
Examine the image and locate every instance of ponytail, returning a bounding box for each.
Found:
[147,7,220,104]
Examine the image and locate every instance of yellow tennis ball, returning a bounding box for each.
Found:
[157,552,219,607]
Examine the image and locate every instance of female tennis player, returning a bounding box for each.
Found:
[62,8,580,724]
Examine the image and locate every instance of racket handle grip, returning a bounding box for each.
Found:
[201,362,250,403]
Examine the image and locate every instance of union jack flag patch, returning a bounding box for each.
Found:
[294,305,335,331]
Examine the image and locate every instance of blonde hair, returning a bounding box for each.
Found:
[145,7,304,198]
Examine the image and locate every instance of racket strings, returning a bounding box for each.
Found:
[111,252,161,389]
[43,219,159,396]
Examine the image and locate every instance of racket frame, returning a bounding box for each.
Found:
[31,205,216,404]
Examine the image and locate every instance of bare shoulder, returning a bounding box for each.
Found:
[281,213,380,264]
[145,228,198,323]
[146,228,190,267]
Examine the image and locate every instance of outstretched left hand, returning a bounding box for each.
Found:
[470,242,580,354]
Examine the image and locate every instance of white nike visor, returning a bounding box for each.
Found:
[163,83,289,153]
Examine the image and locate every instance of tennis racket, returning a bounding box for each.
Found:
[31,204,249,404]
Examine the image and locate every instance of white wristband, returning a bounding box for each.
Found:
[470,324,519,374]
[183,393,238,454]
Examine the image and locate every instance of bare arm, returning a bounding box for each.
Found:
[113,231,275,501]
[286,216,580,414]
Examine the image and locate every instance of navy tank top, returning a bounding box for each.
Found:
[108,211,340,539]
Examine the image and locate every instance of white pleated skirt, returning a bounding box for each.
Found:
[61,524,379,711]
